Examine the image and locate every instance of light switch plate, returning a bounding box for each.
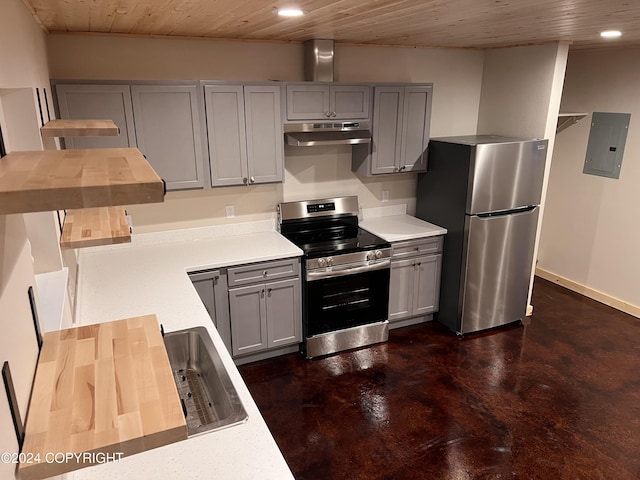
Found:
[382,191,390,202]
[225,205,235,218]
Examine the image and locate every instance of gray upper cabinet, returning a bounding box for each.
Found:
[285,84,370,121]
[244,86,284,184]
[205,84,283,187]
[204,85,248,186]
[131,84,206,190]
[357,84,432,176]
[55,84,136,149]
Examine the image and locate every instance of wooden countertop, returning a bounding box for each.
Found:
[18,315,187,480]
[0,148,164,214]
[40,119,119,137]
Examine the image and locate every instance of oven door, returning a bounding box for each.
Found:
[305,261,390,337]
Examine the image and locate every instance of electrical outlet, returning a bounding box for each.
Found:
[382,191,390,202]
[225,205,235,218]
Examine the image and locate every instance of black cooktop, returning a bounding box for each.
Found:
[280,216,389,258]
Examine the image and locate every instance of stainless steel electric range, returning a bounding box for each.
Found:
[277,196,391,358]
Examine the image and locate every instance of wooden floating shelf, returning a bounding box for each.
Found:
[61,206,131,249]
[18,315,188,480]
[0,148,164,215]
[41,119,120,137]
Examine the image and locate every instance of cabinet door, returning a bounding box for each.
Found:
[331,85,370,119]
[229,284,267,356]
[55,84,136,149]
[244,86,284,184]
[265,278,301,348]
[192,276,216,320]
[189,270,232,353]
[389,258,415,321]
[371,86,404,175]
[131,85,205,190]
[399,86,432,173]
[413,254,442,316]
[204,85,248,187]
[286,84,331,120]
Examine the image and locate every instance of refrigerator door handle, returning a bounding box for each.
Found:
[475,205,537,218]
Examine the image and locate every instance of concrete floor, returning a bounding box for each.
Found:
[239,278,640,479]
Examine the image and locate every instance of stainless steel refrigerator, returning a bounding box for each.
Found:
[416,135,548,334]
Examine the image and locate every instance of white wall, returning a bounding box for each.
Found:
[47,34,485,232]
[537,48,640,315]
[0,0,51,476]
[476,42,569,310]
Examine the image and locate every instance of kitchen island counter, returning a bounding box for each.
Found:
[68,220,300,480]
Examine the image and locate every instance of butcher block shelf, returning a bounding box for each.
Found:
[61,206,131,249]
[0,148,164,214]
[40,119,120,137]
[19,315,188,480]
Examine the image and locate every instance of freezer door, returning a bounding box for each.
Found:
[460,206,539,334]
[468,140,547,214]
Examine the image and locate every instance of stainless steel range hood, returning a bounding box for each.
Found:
[305,39,335,82]
[286,40,372,147]
[284,122,372,147]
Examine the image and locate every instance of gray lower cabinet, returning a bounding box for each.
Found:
[189,269,232,353]
[131,84,206,190]
[389,237,442,326]
[285,83,370,121]
[54,84,136,149]
[353,84,432,176]
[204,84,283,187]
[227,258,301,361]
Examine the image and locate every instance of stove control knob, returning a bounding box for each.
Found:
[317,258,327,267]
[366,251,375,261]
[326,257,334,266]
[374,250,383,259]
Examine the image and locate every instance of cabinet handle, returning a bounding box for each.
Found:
[250,176,255,184]
[214,275,219,284]
[261,289,265,298]
[267,288,272,296]
[417,262,422,267]
[331,112,337,118]
[325,112,331,118]
[263,271,268,277]
[414,246,420,251]
[399,165,406,171]
[243,177,248,185]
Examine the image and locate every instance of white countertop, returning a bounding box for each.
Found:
[360,214,447,242]
[68,220,301,480]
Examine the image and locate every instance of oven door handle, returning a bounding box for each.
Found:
[306,259,391,281]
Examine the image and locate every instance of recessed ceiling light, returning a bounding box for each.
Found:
[600,30,622,38]
[277,8,305,17]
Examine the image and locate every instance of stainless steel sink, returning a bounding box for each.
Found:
[163,326,248,436]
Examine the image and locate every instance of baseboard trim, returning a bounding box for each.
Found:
[535,268,640,318]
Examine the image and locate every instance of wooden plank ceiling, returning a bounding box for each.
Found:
[23,0,640,49]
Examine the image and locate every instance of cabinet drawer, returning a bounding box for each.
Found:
[392,236,443,259]
[227,258,300,287]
